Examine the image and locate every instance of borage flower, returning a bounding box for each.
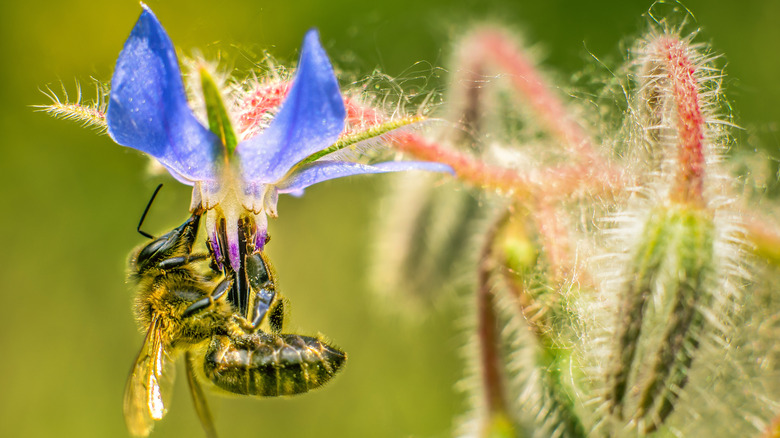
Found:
[106,4,452,272]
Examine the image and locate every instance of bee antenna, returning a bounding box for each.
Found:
[137,184,163,240]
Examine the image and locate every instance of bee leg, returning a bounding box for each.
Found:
[185,352,218,438]
[158,253,210,270]
[183,279,231,318]
[268,298,284,333]
[248,287,276,329]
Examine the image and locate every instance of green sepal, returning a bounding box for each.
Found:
[607,204,717,432]
[607,206,673,417]
[200,67,238,157]
[633,206,715,432]
[298,115,425,166]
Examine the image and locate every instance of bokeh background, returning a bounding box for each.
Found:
[2,1,778,437]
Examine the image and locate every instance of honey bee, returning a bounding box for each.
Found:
[124,187,346,437]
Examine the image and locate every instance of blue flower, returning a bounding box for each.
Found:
[106,4,452,271]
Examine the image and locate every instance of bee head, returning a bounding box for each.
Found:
[133,213,201,274]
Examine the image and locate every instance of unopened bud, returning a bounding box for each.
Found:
[607,203,716,433]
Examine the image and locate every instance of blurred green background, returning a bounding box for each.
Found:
[1,1,778,437]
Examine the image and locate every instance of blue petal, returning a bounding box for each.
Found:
[277,160,454,196]
[236,29,345,184]
[106,5,220,184]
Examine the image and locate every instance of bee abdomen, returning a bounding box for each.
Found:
[204,332,346,396]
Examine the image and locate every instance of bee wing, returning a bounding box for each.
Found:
[185,351,218,438]
[123,317,176,437]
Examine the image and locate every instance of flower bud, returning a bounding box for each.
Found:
[606,203,716,433]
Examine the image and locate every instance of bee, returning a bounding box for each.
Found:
[124,186,346,437]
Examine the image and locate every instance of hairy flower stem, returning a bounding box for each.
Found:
[449,59,487,149]
[476,211,517,437]
[393,132,532,197]
[389,28,631,203]
[460,29,596,160]
[603,33,724,432]
[649,36,707,206]
[390,133,622,201]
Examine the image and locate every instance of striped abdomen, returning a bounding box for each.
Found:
[203,332,346,396]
